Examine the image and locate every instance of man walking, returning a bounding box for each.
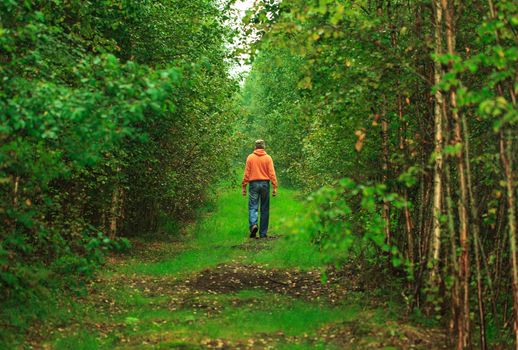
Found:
[242,140,278,239]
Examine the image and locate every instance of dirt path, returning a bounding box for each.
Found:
[30,188,447,349]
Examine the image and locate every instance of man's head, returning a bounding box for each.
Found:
[255,139,265,149]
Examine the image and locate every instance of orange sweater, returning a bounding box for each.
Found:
[242,149,278,190]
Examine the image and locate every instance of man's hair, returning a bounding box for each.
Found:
[255,139,265,149]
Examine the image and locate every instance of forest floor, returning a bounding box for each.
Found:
[26,186,447,349]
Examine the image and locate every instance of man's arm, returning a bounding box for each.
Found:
[242,157,251,196]
[268,157,278,196]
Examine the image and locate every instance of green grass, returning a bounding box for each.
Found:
[118,247,235,275]
[61,286,361,348]
[142,289,360,339]
[54,333,103,350]
[115,185,325,277]
[199,301,358,338]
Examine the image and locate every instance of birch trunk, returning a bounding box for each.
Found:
[429,0,445,288]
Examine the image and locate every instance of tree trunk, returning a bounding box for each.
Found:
[500,129,518,347]
[445,163,460,343]
[109,186,119,240]
[381,95,391,245]
[462,114,487,350]
[441,0,470,347]
[429,0,445,289]
[13,175,20,207]
[397,92,415,268]
[486,0,518,344]
[109,185,124,240]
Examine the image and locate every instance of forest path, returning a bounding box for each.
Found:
[36,186,446,349]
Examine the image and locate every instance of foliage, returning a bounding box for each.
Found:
[242,0,517,347]
[307,178,407,269]
[0,0,237,333]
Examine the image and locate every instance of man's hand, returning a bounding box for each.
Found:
[242,188,247,197]
[272,189,277,197]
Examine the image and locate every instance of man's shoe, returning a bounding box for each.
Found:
[260,235,268,239]
[249,225,258,238]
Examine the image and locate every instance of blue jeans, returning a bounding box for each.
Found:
[248,180,270,237]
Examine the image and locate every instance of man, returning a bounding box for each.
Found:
[242,139,278,239]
